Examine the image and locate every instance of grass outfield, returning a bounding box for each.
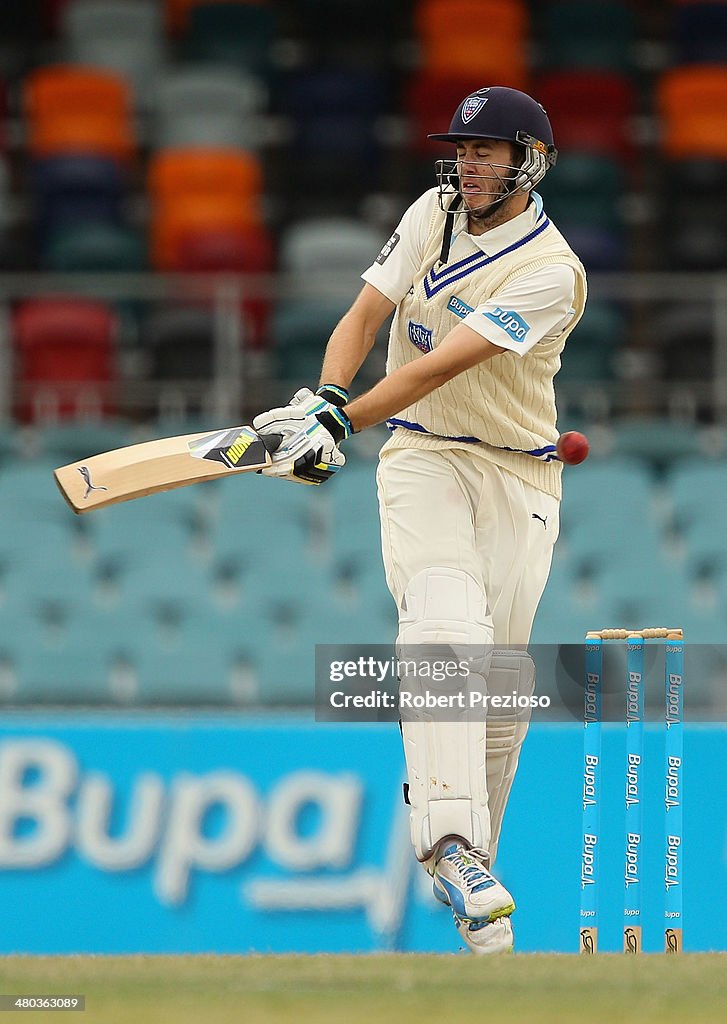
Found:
[1,954,727,1024]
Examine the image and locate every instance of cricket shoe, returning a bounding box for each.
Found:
[454,913,514,955]
[432,840,515,923]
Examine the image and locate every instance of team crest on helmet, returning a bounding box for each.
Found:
[461,96,488,123]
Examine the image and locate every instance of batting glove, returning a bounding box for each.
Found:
[252,387,353,485]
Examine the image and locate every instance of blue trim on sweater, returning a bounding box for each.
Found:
[386,417,559,461]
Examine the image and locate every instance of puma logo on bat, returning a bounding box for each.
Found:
[78,465,108,499]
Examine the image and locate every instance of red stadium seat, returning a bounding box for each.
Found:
[404,72,490,155]
[174,225,275,347]
[536,72,636,160]
[13,298,117,420]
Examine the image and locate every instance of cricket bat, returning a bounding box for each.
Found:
[54,425,282,514]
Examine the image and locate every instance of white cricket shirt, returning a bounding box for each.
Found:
[362,188,577,357]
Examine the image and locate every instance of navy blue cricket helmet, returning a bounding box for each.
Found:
[429,86,557,193]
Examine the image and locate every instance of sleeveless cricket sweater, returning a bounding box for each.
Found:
[380,202,588,499]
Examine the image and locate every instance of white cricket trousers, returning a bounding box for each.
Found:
[376,446,560,866]
[376,447,559,644]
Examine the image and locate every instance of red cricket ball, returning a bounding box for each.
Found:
[556,431,590,465]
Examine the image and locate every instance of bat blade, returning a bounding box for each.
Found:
[54,426,281,514]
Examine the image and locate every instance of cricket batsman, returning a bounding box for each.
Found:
[253,86,587,953]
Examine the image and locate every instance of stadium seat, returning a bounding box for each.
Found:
[175,223,273,273]
[554,223,627,271]
[279,68,387,198]
[149,148,263,204]
[152,194,262,270]
[142,306,217,383]
[560,458,654,536]
[185,3,277,80]
[556,301,625,383]
[536,72,635,160]
[62,0,164,100]
[148,148,263,268]
[672,2,727,63]
[272,297,353,355]
[32,419,132,463]
[646,303,714,381]
[403,72,490,156]
[658,65,727,158]
[415,0,529,87]
[10,640,115,704]
[539,152,625,227]
[155,68,267,150]
[593,560,690,628]
[537,1,636,71]
[31,156,125,245]
[0,461,71,520]
[44,223,146,272]
[611,418,703,470]
[280,218,381,276]
[13,298,118,420]
[25,66,136,163]
[669,461,727,529]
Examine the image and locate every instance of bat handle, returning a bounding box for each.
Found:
[260,432,283,455]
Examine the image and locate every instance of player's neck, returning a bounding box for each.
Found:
[466,194,529,236]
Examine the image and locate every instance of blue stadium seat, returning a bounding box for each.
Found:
[560,457,654,532]
[669,462,727,528]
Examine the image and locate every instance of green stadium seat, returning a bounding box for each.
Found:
[538,1,636,71]
[44,223,146,272]
[556,302,626,384]
[540,152,625,227]
[185,4,277,81]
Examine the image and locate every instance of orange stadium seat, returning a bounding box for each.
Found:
[415,0,528,86]
[148,148,263,268]
[536,72,635,160]
[658,66,727,159]
[29,114,136,162]
[26,65,131,122]
[415,0,527,42]
[13,298,117,421]
[25,66,135,162]
[148,148,262,204]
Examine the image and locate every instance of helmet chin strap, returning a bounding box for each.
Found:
[436,154,524,265]
[437,182,518,266]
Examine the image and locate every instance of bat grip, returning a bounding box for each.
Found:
[260,432,283,455]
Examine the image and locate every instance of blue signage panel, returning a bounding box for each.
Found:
[0,718,723,954]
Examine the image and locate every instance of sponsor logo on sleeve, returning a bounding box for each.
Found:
[375,232,401,265]
[446,295,474,319]
[482,307,531,343]
[407,321,433,352]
